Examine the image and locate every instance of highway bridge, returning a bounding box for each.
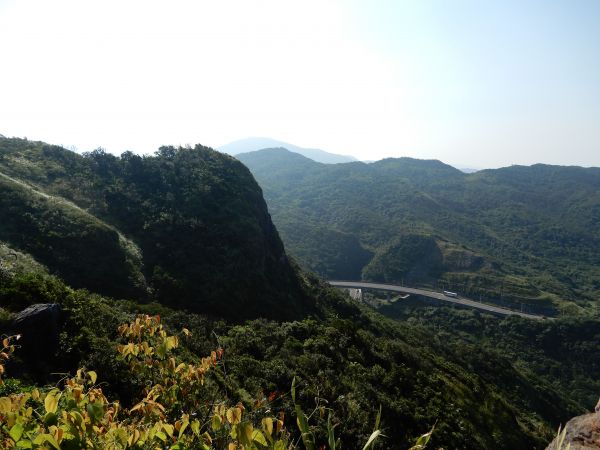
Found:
[328,281,548,320]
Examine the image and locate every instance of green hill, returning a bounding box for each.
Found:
[0,138,309,320]
[218,137,357,164]
[238,149,600,314]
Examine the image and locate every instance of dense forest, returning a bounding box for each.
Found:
[0,138,599,449]
[0,138,309,321]
[238,148,600,316]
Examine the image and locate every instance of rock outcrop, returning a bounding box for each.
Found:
[12,303,62,365]
[546,405,600,450]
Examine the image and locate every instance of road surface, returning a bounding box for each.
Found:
[328,281,548,320]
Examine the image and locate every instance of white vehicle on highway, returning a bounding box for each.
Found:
[443,290,458,298]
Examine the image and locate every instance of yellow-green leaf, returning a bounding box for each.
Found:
[0,397,12,413]
[242,422,252,440]
[35,434,60,450]
[9,423,24,442]
[211,414,222,431]
[362,430,382,450]
[191,419,201,436]
[163,422,174,438]
[262,417,273,436]
[226,407,242,425]
[44,390,61,414]
[87,371,97,385]
[253,429,268,446]
[178,419,189,438]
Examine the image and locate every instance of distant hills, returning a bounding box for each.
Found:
[238,148,600,314]
[218,137,357,164]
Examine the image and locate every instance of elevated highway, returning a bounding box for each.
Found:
[328,281,548,320]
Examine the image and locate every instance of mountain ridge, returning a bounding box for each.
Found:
[219,137,357,164]
[238,147,600,314]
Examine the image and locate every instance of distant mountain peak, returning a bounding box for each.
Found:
[218,137,357,164]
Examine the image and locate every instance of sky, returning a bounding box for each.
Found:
[0,0,599,169]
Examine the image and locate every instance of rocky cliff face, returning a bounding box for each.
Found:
[546,402,600,449]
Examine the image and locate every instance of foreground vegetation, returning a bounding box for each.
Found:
[1,265,597,449]
[1,314,412,449]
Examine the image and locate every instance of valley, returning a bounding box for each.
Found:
[238,148,600,317]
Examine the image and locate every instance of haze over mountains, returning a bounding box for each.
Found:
[218,137,357,164]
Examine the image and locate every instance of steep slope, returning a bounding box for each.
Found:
[238,149,600,313]
[0,138,309,320]
[0,172,146,299]
[220,137,357,163]
[1,266,594,450]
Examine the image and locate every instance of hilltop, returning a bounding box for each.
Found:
[219,137,357,164]
[0,138,309,320]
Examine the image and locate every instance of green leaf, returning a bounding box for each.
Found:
[291,378,315,450]
[374,405,382,432]
[274,441,287,450]
[252,429,267,446]
[163,422,174,438]
[43,412,58,426]
[87,370,97,384]
[327,411,337,450]
[191,419,201,436]
[211,414,222,431]
[86,402,104,423]
[409,425,434,450]
[34,434,60,450]
[178,418,189,438]
[0,397,12,413]
[291,377,297,403]
[44,389,61,414]
[9,423,24,442]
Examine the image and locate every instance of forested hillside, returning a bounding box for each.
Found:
[1,138,599,449]
[0,138,309,320]
[238,148,600,315]
[2,257,598,449]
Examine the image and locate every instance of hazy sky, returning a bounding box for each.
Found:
[1,0,599,168]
